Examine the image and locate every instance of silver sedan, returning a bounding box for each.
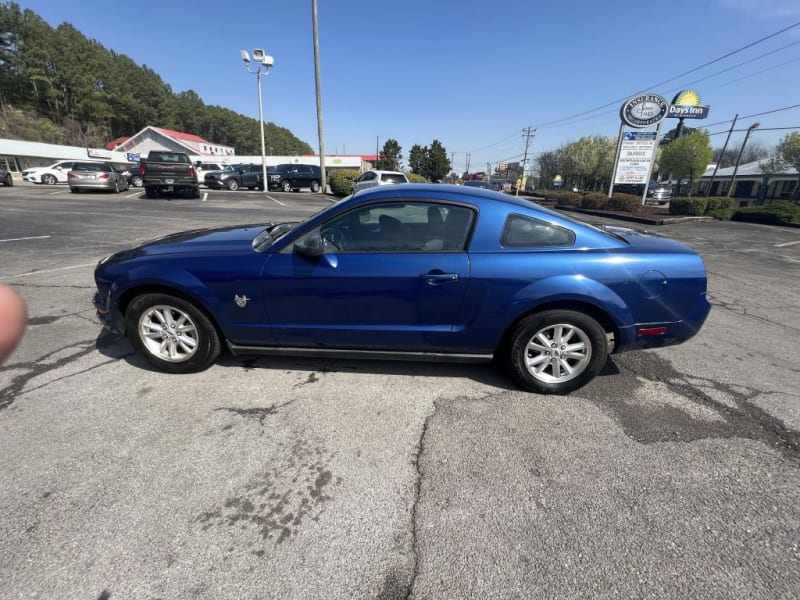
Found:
[68,162,130,193]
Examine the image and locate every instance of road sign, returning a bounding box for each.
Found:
[614,132,657,185]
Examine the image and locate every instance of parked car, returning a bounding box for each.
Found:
[204,164,264,191]
[140,150,200,199]
[92,183,710,395]
[0,163,13,187]
[195,162,226,182]
[614,181,672,205]
[22,160,83,184]
[462,180,500,191]
[121,164,143,187]
[352,169,409,194]
[268,164,324,192]
[68,161,130,193]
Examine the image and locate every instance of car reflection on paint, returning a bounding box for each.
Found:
[92,183,710,395]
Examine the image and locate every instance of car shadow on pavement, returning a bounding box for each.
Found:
[94,329,622,394]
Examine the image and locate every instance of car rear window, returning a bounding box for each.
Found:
[380,174,407,184]
[501,214,575,248]
[73,163,109,172]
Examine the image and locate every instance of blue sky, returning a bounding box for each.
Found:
[15,0,800,173]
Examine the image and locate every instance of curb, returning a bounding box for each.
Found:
[554,206,715,226]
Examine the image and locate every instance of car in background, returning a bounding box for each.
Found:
[68,161,130,193]
[268,164,324,192]
[462,180,500,191]
[92,183,710,395]
[120,164,143,187]
[351,169,409,194]
[0,163,13,187]
[204,164,264,191]
[195,162,226,182]
[22,160,83,184]
[615,181,672,205]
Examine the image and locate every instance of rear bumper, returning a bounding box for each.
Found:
[616,294,711,351]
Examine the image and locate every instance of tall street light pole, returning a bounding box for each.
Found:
[241,49,273,193]
[728,122,759,198]
[312,0,327,193]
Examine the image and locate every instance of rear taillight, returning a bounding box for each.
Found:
[189,166,196,177]
[140,164,146,175]
[67,172,76,179]
[100,173,110,179]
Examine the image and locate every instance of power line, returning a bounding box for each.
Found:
[708,126,800,136]
[705,103,800,128]
[534,20,800,129]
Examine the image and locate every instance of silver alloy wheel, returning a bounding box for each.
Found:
[138,304,199,362]
[523,322,592,384]
[42,174,56,185]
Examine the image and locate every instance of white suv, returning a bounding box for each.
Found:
[352,169,409,194]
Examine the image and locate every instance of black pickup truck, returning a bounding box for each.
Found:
[0,162,13,187]
[140,151,200,198]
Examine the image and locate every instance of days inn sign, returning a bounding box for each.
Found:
[667,89,710,120]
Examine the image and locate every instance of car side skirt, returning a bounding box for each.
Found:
[227,342,493,363]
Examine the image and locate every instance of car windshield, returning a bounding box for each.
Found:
[252,197,350,252]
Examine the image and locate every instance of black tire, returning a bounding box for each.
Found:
[145,187,157,199]
[125,293,221,373]
[281,180,292,192]
[310,180,321,193]
[70,187,80,193]
[505,310,608,395]
[3,174,13,187]
[191,186,201,199]
[226,178,240,191]
[112,179,120,193]
[42,174,57,185]
[129,175,143,187]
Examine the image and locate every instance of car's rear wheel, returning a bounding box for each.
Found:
[227,179,239,191]
[310,180,321,193]
[126,293,221,373]
[129,175,143,187]
[145,187,158,199]
[505,310,608,395]
[281,180,292,192]
[42,174,57,185]
[3,174,12,186]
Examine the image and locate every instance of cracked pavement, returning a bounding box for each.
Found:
[1,188,799,599]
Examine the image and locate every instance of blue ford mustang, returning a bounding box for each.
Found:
[93,184,710,394]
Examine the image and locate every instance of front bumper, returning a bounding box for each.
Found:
[92,291,124,334]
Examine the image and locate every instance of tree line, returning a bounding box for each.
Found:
[0,2,312,154]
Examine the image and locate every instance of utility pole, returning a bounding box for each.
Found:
[521,127,536,180]
[465,153,471,176]
[706,114,738,196]
[311,0,326,192]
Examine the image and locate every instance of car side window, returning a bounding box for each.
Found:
[500,214,575,248]
[307,201,475,253]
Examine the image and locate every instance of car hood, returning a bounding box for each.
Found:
[103,223,270,263]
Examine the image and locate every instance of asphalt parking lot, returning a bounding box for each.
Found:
[1,182,799,599]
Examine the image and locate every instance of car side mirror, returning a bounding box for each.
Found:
[294,231,325,258]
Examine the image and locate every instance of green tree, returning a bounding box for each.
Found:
[408,144,425,175]
[659,129,713,196]
[377,138,402,171]
[776,132,800,201]
[426,139,450,182]
[560,136,615,191]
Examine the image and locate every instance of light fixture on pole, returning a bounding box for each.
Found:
[241,49,274,193]
[728,122,759,198]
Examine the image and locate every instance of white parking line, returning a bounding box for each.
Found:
[202,192,208,202]
[266,194,285,206]
[0,262,96,280]
[774,239,800,248]
[0,235,51,243]
[125,191,140,198]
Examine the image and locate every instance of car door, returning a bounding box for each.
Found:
[261,201,475,352]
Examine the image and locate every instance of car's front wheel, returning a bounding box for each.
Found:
[281,180,292,192]
[42,174,57,185]
[226,179,240,191]
[125,293,221,373]
[310,179,321,193]
[2,174,12,186]
[129,175,143,187]
[505,310,608,395]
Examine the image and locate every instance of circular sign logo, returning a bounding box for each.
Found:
[620,94,668,128]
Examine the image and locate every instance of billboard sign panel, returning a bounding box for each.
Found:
[614,131,657,185]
